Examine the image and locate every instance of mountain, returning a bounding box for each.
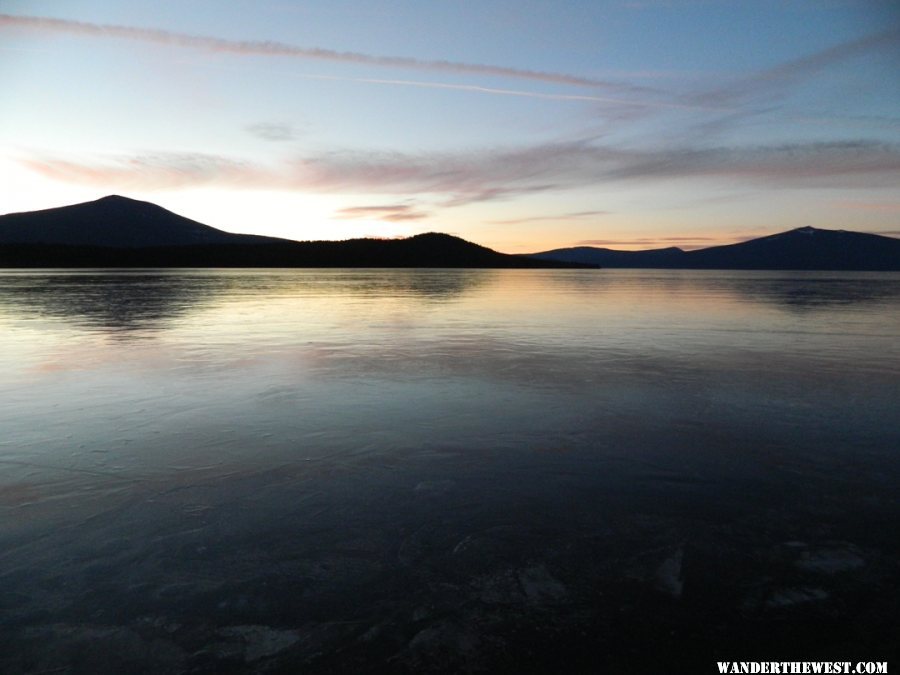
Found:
[529,245,686,268]
[0,196,585,268]
[0,195,284,248]
[682,227,900,270]
[528,227,900,271]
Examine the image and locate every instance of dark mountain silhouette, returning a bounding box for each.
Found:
[683,227,900,270]
[528,245,687,268]
[0,195,283,248]
[0,196,585,268]
[529,227,900,270]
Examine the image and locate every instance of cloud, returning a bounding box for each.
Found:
[691,26,900,108]
[0,13,633,90]
[322,139,900,194]
[20,139,900,202]
[334,204,429,222]
[621,0,722,9]
[833,200,900,212]
[440,184,560,207]
[246,122,296,142]
[489,210,611,225]
[285,143,590,204]
[597,141,900,186]
[648,26,900,146]
[21,152,277,190]
[795,114,900,130]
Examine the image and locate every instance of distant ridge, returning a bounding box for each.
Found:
[528,226,900,271]
[5,197,897,270]
[0,196,585,268]
[529,245,685,268]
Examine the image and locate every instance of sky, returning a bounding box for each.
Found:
[1,0,899,253]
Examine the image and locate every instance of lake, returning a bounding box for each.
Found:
[1,268,898,673]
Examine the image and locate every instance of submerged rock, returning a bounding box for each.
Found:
[472,569,526,605]
[399,620,481,672]
[1,624,186,675]
[414,480,455,496]
[216,624,301,663]
[796,545,865,575]
[517,565,567,605]
[654,547,685,599]
[765,587,829,608]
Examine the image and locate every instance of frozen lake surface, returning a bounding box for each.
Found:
[1,268,898,672]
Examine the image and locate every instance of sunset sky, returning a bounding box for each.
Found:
[1,0,899,252]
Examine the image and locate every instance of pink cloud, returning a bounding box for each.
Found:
[334,204,430,222]
[19,139,900,203]
[489,210,611,225]
[21,153,275,190]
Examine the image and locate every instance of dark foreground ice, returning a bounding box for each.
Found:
[2,446,898,673]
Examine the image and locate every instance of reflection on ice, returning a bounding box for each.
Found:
[1,269,897,336]
[0,268,492,333]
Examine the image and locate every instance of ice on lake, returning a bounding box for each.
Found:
[1,269,898,672]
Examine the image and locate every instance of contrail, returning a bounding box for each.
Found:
[281,72,717,110]
[0,13,624,89]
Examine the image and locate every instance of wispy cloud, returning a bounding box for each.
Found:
[20,152,276,190]
[489,210,610,225]
[833,200,900,212]
[623,0,723,8]
[20,138,900,201]
[0,13,633,90]
[691,26,900,109]
[647,26,900,146]
[334,204,429,221]
[246,122,297,142]
[599,141,900,186]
